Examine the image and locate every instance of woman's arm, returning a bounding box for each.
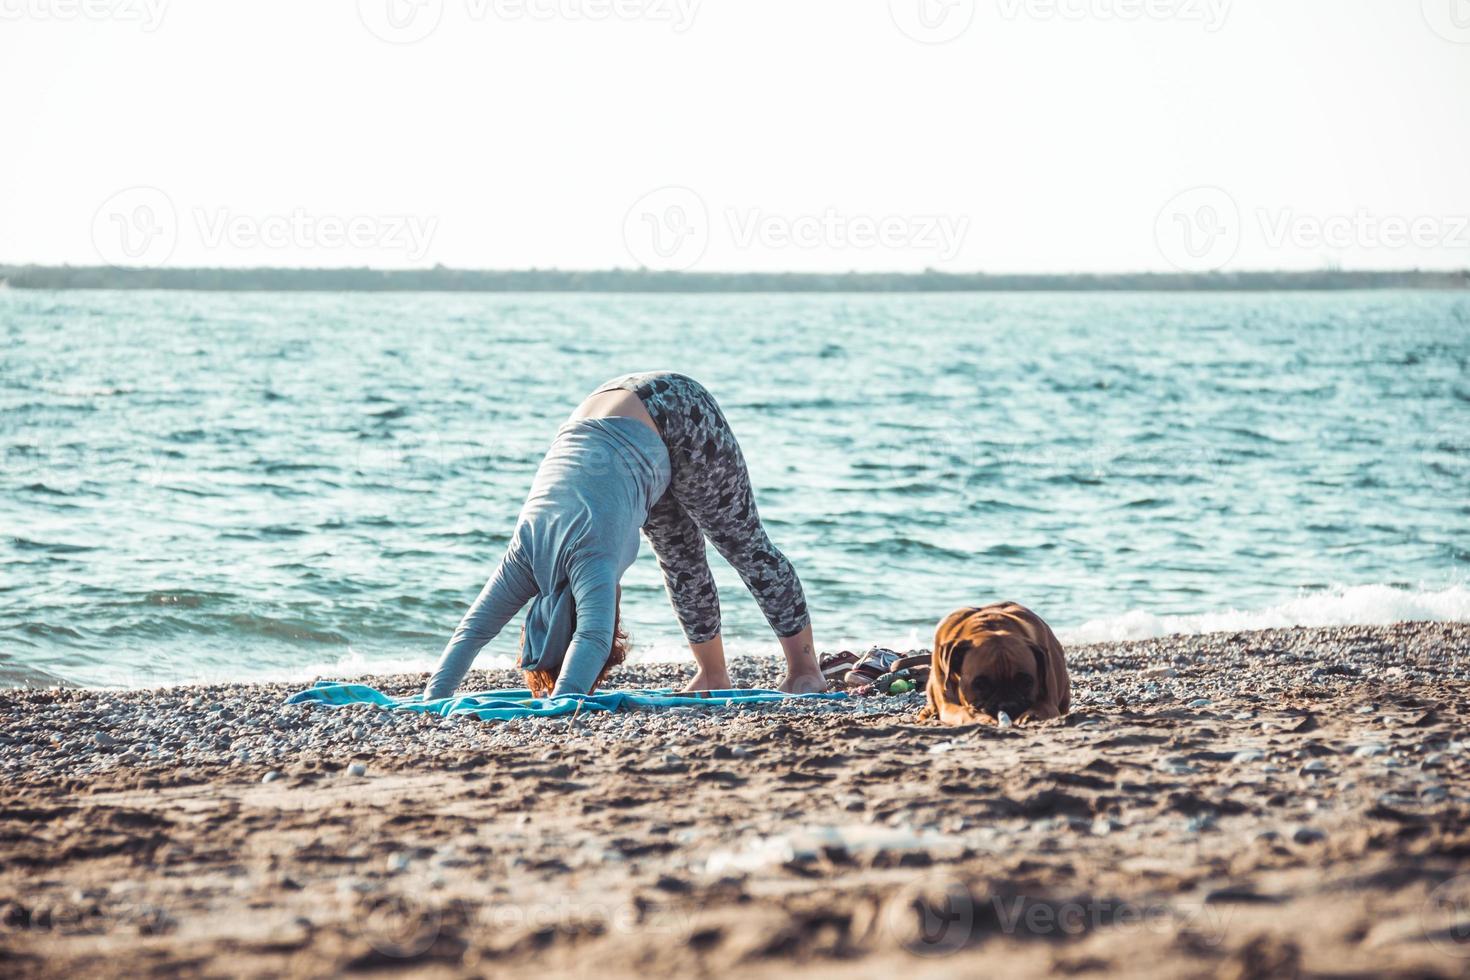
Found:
[424,550,537,700]
[550,561,617,697]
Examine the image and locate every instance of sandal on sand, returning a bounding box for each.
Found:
[893,653,932,673]
[820,651,860,685]
[845,648,903,687]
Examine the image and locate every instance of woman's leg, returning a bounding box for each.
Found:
[657,383,821,693]
[700,511,822,693]
[642,491,731,690]
[627,372,821,692]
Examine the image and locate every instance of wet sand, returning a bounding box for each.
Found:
[2,621,1468,978]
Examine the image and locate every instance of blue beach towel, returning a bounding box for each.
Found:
[285,682,847,721]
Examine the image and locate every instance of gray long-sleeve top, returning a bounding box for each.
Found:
[423,417,671,700]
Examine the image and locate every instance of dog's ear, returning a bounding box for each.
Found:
[1014,642,1060,723]
[942,640,972,704]
[1029,642,1049,706]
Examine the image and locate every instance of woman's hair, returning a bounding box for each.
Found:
[522,593,629,698]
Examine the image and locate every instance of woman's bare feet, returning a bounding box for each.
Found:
[681,668,733,692]
[683,635,731,692]
[680,627,825,693]
[777,670,827,695]
[777,625,825,695]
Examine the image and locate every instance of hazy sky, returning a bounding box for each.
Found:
[3,0,1468,272]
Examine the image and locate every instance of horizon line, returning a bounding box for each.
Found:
[3,264,1467,293]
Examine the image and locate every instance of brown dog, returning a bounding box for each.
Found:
[919,602,1070,726]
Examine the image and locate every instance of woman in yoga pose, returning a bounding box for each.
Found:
[423,372,822,700]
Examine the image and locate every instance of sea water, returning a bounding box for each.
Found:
[2,289,1466,687]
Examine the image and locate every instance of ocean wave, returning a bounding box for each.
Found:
[1061,584,1470,645]
[222,614,349,645]
[44,584,1470,689]
[10,538,93,554]
[0,660,75,688]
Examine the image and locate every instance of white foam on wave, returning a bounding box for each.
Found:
[247,630,931,689]
[93,649,449,690]
[278,648,442,684]
[244,640,792,686]
[87,584,1467,689]
[623,629,929,665]
[1060,583,1470,645]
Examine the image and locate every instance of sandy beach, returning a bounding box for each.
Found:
[2,621,1468,978]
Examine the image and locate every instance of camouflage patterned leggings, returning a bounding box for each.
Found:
[594,372,810,644]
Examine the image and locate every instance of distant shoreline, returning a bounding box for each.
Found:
[2,265,1467,293]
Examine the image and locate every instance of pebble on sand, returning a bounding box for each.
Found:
[1292,826,1326,845]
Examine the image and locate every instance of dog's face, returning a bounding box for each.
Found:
[948,633,1042,721]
